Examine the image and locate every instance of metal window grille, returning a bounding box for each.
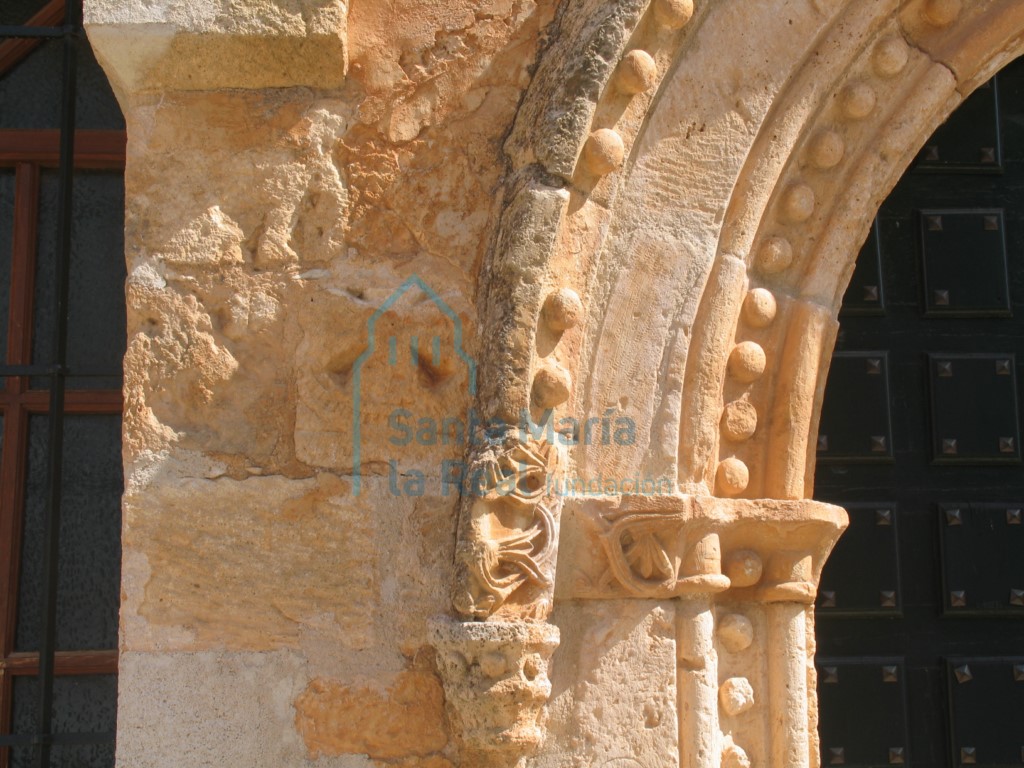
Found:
[0,1,125,766]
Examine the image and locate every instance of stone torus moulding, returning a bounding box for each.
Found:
[84,0,1024,766]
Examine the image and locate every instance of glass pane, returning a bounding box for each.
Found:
[15,416,49,649]
[10,676,34,736]
[32,170,126,388]
[0,0,54,25]
[1,170,13,365]
[65,168,125,387]
[11,675,117,768]
[8,744,115,768]
[54,415,122,650]
[55,676,118,734]
[51,743,116,768]
[0,40,61,129]
[0,40,124,131]
[31,169,57,379]
[16,414,123,651]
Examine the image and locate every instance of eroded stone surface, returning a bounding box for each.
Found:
[122,475,455,656]
[431,619,559,766]
[539,601,679,768]
[294,671,448,760]
[116,650,314,768]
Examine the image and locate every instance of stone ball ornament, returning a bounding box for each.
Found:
[532,363,573,408]
[782,183,816,223]
[617,50,659,95]
[724,549,763,588]
[719,677,756,716]
[922,0,962,26]
[717,614,754,653]
[742,288,777,327]
[543,288,584,332]
[872,36,910,77]
[716,457,750,497]
[841,82,877,120]
[721,400,758,442]
[722,741,752,768]
[728,341,767,383]
[757,236,794,274]
[653,0,694,30]
[582,128,626,175]
[809,130,846,169]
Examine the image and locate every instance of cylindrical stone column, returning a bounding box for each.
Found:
[677,595,720,768]
[767,603,809,768]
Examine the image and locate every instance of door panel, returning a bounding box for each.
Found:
[814,55,1024,768]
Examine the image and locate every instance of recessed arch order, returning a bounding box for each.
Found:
[501,0,1024,503]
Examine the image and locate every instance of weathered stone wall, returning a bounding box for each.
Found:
[92,4,557,766]
[85,0,1024,766]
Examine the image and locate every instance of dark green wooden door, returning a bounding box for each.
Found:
[814,56,1024,768]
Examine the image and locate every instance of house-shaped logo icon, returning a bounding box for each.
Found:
[351,275,476,495]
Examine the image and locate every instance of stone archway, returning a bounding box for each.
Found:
[81,0,1024,766]
[438,1,1024,767]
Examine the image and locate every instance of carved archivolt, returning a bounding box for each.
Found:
[433,1,1024,766]
[684,0,1024,501]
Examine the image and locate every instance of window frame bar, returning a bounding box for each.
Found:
[31,0,80,761]
[0,2,125,765]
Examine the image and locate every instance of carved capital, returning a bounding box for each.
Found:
[430,618,560,768]
[568,494,847,603]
